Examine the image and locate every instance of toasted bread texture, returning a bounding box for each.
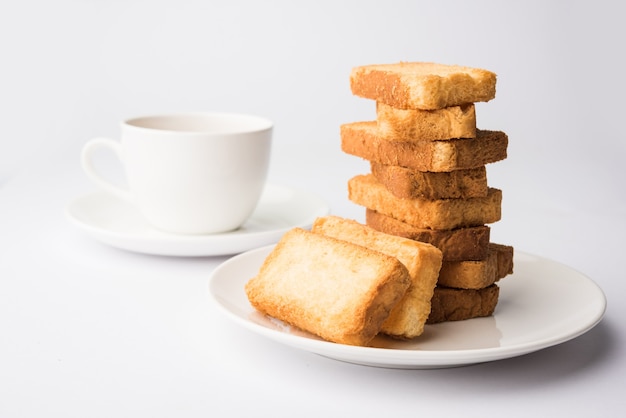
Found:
[341,121,508,172]
[245,228,411,346]
[350,62,497,110]
[371,162,488,200]
[311,215,442,339]
[427,284,500,324]
[365,209,491,261]
[438,243,514,289]
[348,174,501,230]
[376,102,476,141]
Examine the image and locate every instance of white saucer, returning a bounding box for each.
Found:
[209,246,607,369]
[66,184,330,257]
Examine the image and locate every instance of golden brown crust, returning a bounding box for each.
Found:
[350,62,496,110]
[348,174,502,230]
[341,121,508,172]
[365,209,491,261]
[245,228,411,346]
[438,243,514,289]
[376,102,476,141]
[427,284,500,324]
[311,215,442,339]
[371,162,488,200]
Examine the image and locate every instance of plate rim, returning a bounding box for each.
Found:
[208,245,607,369]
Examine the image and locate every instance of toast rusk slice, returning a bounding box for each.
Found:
[365,209,491,261]
[371,162,488,200]
[438,243,514,289]
[350,62,496,110]
[349,174,502,230]
[427,284,500,324]
[245,228,411,346]
[311,215,442,339]
[341,121,508,172]
[376,102,476,141]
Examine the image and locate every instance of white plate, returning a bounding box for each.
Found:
[65,184,330,257]
[209,245,607,369]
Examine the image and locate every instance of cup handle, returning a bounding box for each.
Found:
[81,138,133,202]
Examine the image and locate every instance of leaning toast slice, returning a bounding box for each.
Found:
[245,228,411,346]
[312,215,442,339]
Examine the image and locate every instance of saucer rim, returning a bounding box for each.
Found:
[65,183,330,256]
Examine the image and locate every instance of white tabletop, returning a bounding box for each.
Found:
[2,1,624,417]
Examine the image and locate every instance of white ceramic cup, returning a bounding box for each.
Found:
[81,112,273,235]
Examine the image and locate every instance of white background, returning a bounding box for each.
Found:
[1,1,625,417]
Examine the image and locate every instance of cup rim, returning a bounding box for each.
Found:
[123,112,273,135]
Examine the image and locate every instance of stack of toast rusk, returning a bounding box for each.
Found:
[246,61,515,348]
[344,62,514,324]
